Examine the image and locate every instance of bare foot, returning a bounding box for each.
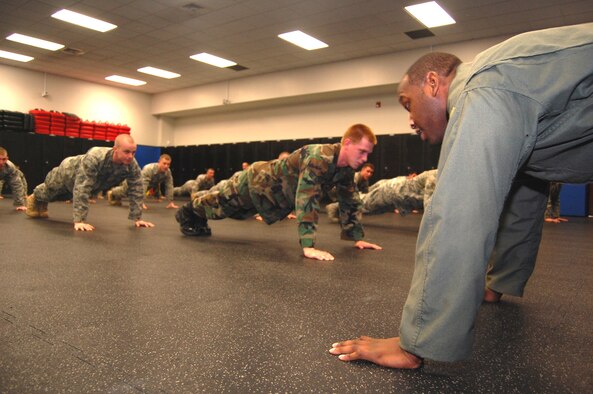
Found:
[329,336,422,369]
[483,288,502,303]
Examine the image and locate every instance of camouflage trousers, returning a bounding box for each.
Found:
[362,176,425,215]
[33,167,74,202]
[111,180,160,199]
[327,171,436,218]
[110,181,129,199]
[191,171,256,220]
[544,182,562,218]
[174,180,196,197]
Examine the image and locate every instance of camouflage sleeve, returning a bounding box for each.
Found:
[294,151,327,248]
[421,170,438,207]
[73,154,101,222]
[126,162,144,221]
[337,175,364,242]
[386,170,437,215]
[164,169,174,201]
[366,176,423,216]
[141,165,154,196]
[192,175,204,193]
[6,163,25,206]
[18,170,28,201]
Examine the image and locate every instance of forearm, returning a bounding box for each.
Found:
[72,182,93,222]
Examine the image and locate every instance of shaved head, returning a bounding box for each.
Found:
[115,134,135,148]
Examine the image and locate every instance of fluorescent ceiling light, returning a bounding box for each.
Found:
[6,33,64,51]
[190,52,236,68]
[405,1,455,28]
[278,30,328,50]
[51,9,117,32]
[0,49,34,62]
[137,66,180,79]
[105,75,146,86]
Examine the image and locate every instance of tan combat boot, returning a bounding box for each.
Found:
[107,190,122,206]
[26,194,48,218]
[39,200,48,217]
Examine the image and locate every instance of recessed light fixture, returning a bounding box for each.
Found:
[278,30,328,50]
[190,52,236,68]
[404,1,455,28]
[6,33,64,51]
[51,9,117,32]
[105,75,146,86]
[0,49,34,62]
[137,66,180,79]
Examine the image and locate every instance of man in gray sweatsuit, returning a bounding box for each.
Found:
[330,22,593,368]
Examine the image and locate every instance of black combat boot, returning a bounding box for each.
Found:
[175,203,212,236]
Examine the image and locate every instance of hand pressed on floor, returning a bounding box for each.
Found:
[329,336,422,369]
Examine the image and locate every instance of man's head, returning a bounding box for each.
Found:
[242,162,249,170]
[157,154,172,172]
[359,163,374,181]
[339,124,377,170]
[113,134,137,165]
[206,168,215,179]
[277,151,290,160]
[398,52,461,144]
[0,147,8,170]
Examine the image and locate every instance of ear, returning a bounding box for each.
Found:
[425,71,439,96]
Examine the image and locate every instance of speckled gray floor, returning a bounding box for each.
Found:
[1,197,592,393]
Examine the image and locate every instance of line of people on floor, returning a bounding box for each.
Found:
[2,21,592,373]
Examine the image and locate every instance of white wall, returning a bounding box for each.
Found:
[0,64,159,146]
[1,35,509,147]
[174,91,408,145]
[156,35,508,146]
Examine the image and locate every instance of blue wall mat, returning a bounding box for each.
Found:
[135,145,161,168]
[559,183,589,217]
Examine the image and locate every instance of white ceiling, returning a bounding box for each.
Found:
[0,0,591,95]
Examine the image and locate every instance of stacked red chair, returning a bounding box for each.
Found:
[64,113,81,138]
[49,111,66,136]
[106,123,120,141]
[27,109,131,140]
[119,124,131,135]
[93,122,107,140]
[79,121,94,139]
[29,109,51,134]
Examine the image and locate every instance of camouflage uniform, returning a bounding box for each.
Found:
[327,169,438,219]
[190,173,215,194]
[353,171,370,193]
[189,143,364,247]
[174,180,198,196]
[365,169,437,215]
[0,160,26,206]
[110,162,175,202]
[32,147,143,223]
[544,182,562,219]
